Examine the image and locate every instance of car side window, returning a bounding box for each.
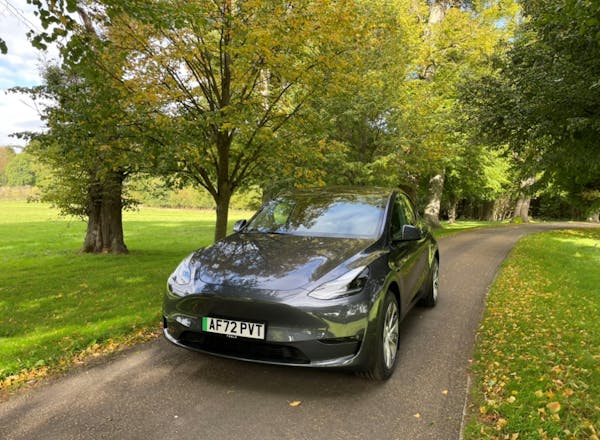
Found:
[391,196,407,240]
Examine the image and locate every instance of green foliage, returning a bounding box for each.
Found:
[0,202,252,386]
[112,0,370,239]
[128,177,262,210]
[462,0,600,216]
[29,58,141,210]
[465,229,600,439]
[258,0,519,207]
[25,0,79,50]
[273,0,420,188]
[0,146,17,186]
[4,152,37,186]
[444,147,512,205]
[24,0,571,232]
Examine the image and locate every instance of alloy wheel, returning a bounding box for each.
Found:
[432,261,439,303]
[382,300,399,369]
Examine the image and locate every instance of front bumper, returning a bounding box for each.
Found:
[162,285,376,368]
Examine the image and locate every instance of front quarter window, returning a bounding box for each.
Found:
[246,198,294,233]
[391,196,406,241]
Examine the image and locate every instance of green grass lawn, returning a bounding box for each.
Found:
[432,220,510,238]
[0,201,252,388]
[464,229,600,440]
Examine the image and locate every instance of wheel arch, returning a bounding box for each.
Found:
[387,281,401,314]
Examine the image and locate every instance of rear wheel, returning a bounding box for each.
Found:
[360,290,399,380]
[420,258,439,307]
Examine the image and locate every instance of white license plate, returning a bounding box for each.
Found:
[201,317,266,340]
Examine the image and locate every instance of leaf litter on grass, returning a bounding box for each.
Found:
[464,229,600,440]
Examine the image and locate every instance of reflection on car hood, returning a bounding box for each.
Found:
[190,233,373,291]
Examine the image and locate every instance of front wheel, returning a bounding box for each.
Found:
[360,290,399,380]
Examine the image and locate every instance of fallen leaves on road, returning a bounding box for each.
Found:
[289,401,302,407]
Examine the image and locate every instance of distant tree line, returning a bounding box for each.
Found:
[0,147,36,187]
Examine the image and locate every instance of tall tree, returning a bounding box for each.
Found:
[409,0,518,226]
[15,59,138,253]
[462,0,600,220]
[15,4,149,253]
[263,0,421,193]
[264,0,518,217]
[108,0,365,240]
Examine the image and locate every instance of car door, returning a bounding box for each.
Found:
[388,194,430,308]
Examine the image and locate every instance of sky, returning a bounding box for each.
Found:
[0,0,57,149]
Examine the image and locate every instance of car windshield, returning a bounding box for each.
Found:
[245,192,387,239]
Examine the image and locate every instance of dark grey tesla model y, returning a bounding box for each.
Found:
[163,187,439,379]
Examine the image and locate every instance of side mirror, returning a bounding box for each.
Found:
[233,219,247,232]
[401,224,422,241]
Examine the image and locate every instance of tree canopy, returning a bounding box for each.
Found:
[10,0,599,253]
[462,0,600,217]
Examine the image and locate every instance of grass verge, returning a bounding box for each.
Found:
[432,220,509,239]
[0,202,252,392]
[463,229,600,440]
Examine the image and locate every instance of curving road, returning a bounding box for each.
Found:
[0,223,594,440]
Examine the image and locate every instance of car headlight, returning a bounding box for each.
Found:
[309,266,369,300]
[172,256,194,285]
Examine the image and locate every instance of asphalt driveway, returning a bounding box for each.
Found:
[0,223,593,440]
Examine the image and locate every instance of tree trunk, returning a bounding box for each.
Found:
[429,1,446,25]
[519,196,531,223]
[424,172,445,228]
[512,196,524,220]
[447,200,457,224]
[588,212,600,223]
[214,191,232,242]
[421,1,448,229]
[100,172,128,253]
[213,130,233,241]
[512,176,535,223]
[82,185,102,253]
[81,172,128,254]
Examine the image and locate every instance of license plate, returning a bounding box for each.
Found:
[201,317,266,340]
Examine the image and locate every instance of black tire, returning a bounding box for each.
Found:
[419,258,439,308]
[360,290,400,380]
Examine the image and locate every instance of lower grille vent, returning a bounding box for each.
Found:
[180,331,311,364]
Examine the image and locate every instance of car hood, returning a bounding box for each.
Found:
[190,233,373,291]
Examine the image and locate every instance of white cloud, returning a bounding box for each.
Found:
[0,0,58,147]
[0,90,45,147]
